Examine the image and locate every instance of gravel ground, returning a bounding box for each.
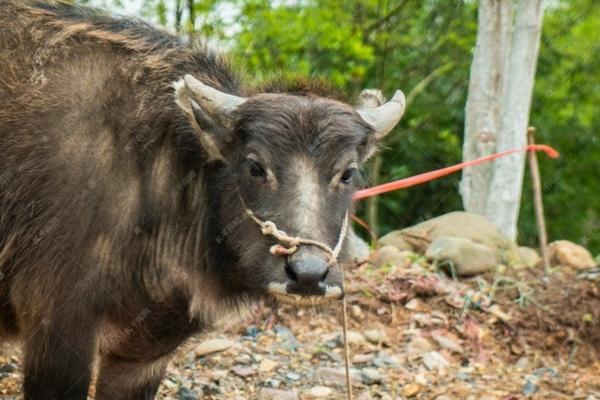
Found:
[2,252,600,399]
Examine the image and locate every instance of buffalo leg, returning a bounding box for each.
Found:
[95,356,169,400]
[22,312,96,400]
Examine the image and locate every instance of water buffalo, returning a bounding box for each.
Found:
[0,1,405,398]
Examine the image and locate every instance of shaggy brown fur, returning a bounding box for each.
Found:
[0,1,378,398]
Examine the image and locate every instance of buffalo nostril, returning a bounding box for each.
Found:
[287,257,328,286]
[284,262,298,282]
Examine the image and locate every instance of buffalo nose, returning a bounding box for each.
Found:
[285,256,328,287]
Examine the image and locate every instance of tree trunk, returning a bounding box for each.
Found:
[460,0,513,215]
[486,0,544,241]
[461,0,544,241]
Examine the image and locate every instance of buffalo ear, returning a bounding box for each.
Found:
[174,75,246,162]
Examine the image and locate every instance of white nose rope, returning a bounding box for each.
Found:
[237,193,354,400]
[238,193,349,266]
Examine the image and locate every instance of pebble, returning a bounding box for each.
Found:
[232,365,255,377]
[274,325,295,341]
[405,298,425,311]
[515,356,529,369]
[0,363,15,374]
[422,351,450,371]
[372,353,402,369]
[364,329,387,345]
[260,388,299,400]
[195,338,236,357]
[522,379,538,396]
[406,336,434,356]
[402,383,421,397]
[431,332,464,353]
[351,305,364,320]
[286,372,301,381]
[307,386,333,398]
[235,354,252,364]
[244,325,259,338]
[352,353,376,364]
[201,384,222,396]
[414,373,428,385]
[275,325,299,350]
[266,378,282,388]
[177,387,197,400]
[456,370,471,381]
[360,367,383,385]
[259,358,278,373]
[338,330,365,345]
[314,366,361,386]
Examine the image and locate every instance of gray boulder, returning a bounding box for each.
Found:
[425,236,498,276]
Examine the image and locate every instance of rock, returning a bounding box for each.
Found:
[422,351,450,371]
[364,329,387,345]
[431,331,464,353]
[406,336,434,356]
[308,386,333,398]
[402,383,421,397]
[194,338,235,357]
[244,325,259,338]
[232,365,255,377]
[274,325,299,350]
[315,366,361,386]
[360,367,383,385]
[352,353,376,364]
[177,387,197,400]
[260,388,299,400]
[338,330,365,345]
[401,211,519,262]
[378,230,415,251]
[266,378,283,388]
[517,246,541,268]
[414,373,428,386]
[435,396,453,400]
[235,353,252,364]
[351,305,365,320]
[372,352,402,369]
[274,325,295,340]
[426,236,497,276]
[456,370,471,381]
[201,384,222,396]
[487,304,512,321]
[370,245,409,267]
[405,298,425,311]
[515,356,529,369]
[286,372,301,381]
[0,363,16,374]
[549,240,596,269]
[259,358,278,373]
[347,229,371,261]
[522,380,538,396]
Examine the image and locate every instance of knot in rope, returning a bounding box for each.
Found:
[239,193,348,266]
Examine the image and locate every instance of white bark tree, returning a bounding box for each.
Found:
[460,0,544,241]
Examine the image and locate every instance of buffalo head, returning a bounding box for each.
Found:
[175,75,405,305]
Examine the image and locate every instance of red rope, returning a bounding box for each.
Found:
[353,144,559,201]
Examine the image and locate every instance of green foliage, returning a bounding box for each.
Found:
[78,0,598,253]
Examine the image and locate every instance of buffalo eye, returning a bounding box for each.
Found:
[340,167,357,185]
[248,159,266,179]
